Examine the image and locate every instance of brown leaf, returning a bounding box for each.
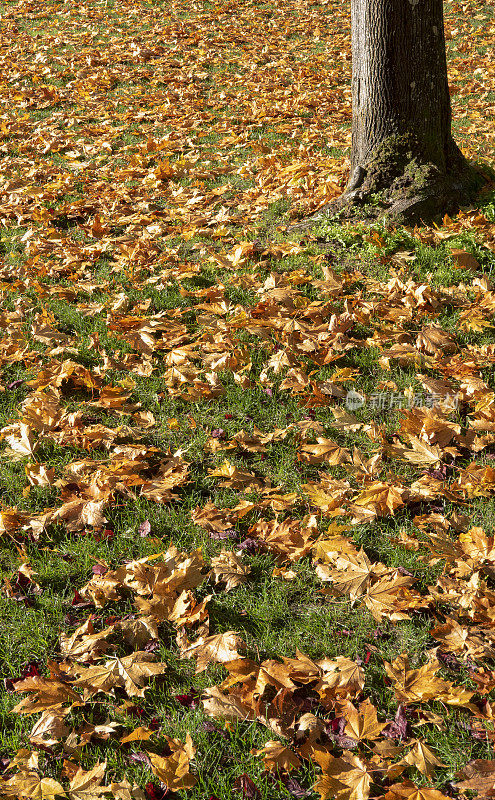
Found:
[29,708,70,747]
[252,741,301,772]
[351,483,406,518]
[25,463,55,487]
[147,733,196,791]
[13,675,80,715]
[209,550,250,591]
[202,685,255,723]
[181,632,245,673]
[450,249,479,271]
[342,699,387,742]
[1,768,66,799]
[68,762,108,800]
[416,327,457,357]
[388,436,443,467]
[384,653,474,708]
[399,740,445,779]
[455,760,495,797]
[299,438,352,466]
[107,780,146,800]
[385,781,453,800]
[316,658,365,707]
[248,517,316,562]
[2,422,38,458]
[119,727,156,744]
[72,652,167,698]
[59,618,112,661]
[315,550,389,600]
[312,750,372,800]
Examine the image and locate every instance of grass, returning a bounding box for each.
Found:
[0,0,494,796]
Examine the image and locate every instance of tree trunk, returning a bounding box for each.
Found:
[350,0,453,179]
[298,0,486,227]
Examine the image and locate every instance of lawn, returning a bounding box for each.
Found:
[0,0,494,798]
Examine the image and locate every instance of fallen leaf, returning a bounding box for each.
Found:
[147,733,196,791]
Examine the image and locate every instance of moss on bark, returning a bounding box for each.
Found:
[294,134,487,230]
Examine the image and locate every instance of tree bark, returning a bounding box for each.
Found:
[296,0,486,228]
[342,0,485,223]
[350,0,452,178]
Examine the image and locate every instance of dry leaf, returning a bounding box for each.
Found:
[147,733,196,791]
[209,550,250,590]
[399,740,445,779]
[385,781,453,800]
[1,770,66,799]
[181,632,245,673]
[73,652,167,698]
[343,699,388,742]
[252,740,301,772]
[67,762,107,800]
[312,750,372,800]
[455,760,495,796]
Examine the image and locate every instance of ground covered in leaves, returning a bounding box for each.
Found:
[0,0,495,798]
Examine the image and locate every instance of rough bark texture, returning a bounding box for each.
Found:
[351,0,452,176]
[295,0,486,229]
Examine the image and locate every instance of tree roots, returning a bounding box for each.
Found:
[290,138,489,231]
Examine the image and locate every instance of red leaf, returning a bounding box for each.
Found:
[233,774,261,800]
